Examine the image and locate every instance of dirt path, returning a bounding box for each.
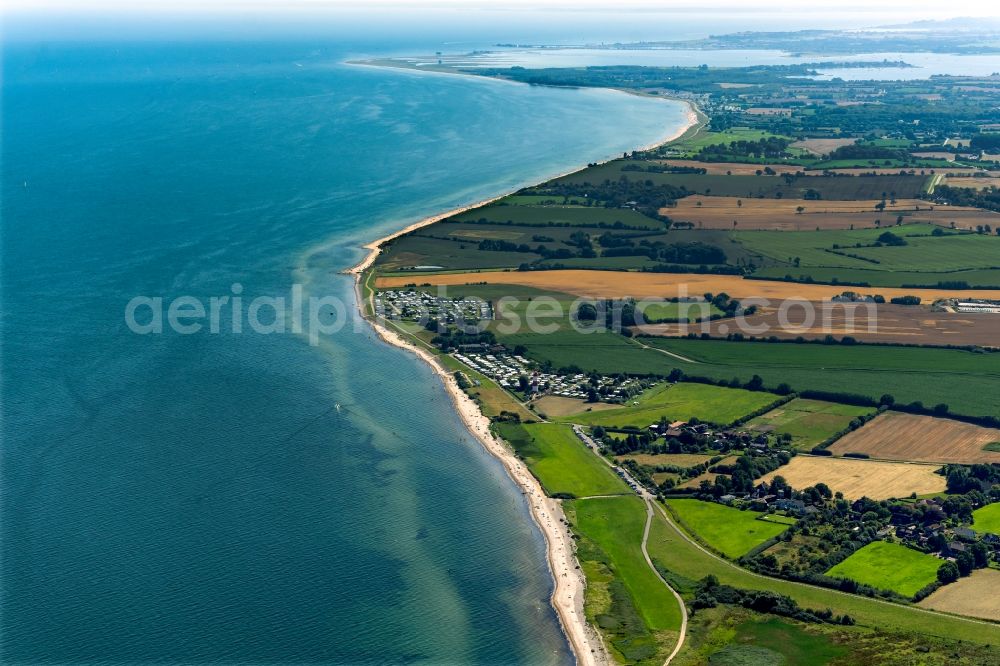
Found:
[571,426,689,663]
[627,337,699,364]
[641,498,689,665]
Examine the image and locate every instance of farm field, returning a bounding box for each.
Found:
[824,541,940,598]
[656,160,802,175]
[531,395,620,418]
[615,453,716,467]
[638,302,1000,348]
[637,300,724,322]
[972,503,1000,534]
[746,398,876,449]
[789,137,858,155]
[734,224,1000,273]
[667,127,790,154]
[375,269,1000,302]
[451,202,665,229]
[553,382,779,428]
[758,457,946,500]
[566,496,683,665]
[750,265,1000,288]
[663,195,998,231]
[828,412,1000,464]
[645,505,999,644]
[665,499,788,558]
[491,333,1000,418]
[943,176,999,190]
[554,162,930,199]
[917,569,1000,621]
[494,422,628,498]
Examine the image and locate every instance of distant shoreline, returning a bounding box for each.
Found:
[348,58,700,666]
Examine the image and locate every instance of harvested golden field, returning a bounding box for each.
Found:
[636,303,1000,348]
[918,569,1000,620]
[531,395,619,418]
[376,270,1000,303]
[661,196,995,231]
[759,456,946,500]
[944,177,1000,190]
[829,412,1000,464]
[790,138,857,155]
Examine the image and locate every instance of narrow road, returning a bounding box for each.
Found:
[641,497,688,665]
[651,502,1000,632]
[571,426,689,664]
[627,337,699,364]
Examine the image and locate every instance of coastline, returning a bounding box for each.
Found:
[347,67,700,665]
[361,314,610,666]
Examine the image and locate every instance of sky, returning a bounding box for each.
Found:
[4,1,999,47]
[3,0,999,17]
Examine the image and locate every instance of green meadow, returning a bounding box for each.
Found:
[825,542,940,598]
[665,499,788,558]
[554,382,778,428]
[495,422,627,498]
[971,503,1000,534]
[746,398,876,449]
[703,616,848,666]
[566,496,684,665]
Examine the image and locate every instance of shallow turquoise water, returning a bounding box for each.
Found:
[1,40,687,663]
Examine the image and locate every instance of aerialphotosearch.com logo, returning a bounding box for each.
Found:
[124,283,359,346]
[125,282,880,346]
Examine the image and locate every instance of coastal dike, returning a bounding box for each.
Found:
[347,99,699,666]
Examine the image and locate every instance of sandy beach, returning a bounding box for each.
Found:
[346,79,700,665]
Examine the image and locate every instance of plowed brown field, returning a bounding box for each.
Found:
[829,412,1000,464]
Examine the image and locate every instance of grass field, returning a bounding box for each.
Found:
[829,412,1000,464]
[665,499,788,559]
[759,457,946,500]
[917,569,1000,620]
[971,503,1000,534]
[554,382,779,428]
[669,128,788,154]
[700,616,848,666]
[470,332,1000,419]
[734,224,1000,273]
[641,338,1000,419]
[494,422,628,498]
[825,542,940,598]
[645,505,999,644]
[567,496,683,665]
[746,399,875,449]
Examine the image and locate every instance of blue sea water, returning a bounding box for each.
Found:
[1,37,689,663]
